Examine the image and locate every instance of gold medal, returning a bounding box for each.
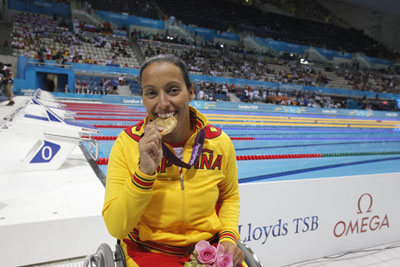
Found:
[151,116,177,136]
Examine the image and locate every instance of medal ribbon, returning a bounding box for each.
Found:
[162,128,205,168]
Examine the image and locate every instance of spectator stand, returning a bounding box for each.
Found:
[10,11,140,70]
[6,2,400,112]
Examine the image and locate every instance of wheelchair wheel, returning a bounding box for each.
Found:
[237,241,263,267]
[114,242,127,267]
[96,243,115,267]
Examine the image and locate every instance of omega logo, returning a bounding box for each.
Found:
[333,193,390,238]
[357,193,373,214]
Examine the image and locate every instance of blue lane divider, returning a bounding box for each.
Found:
[199,110,400,121]
[216,126,397,133]
[250,137,400,141]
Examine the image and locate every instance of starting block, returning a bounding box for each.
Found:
[17,96,99,171]
[34,88,59,102]
[33,89,66,109]
[28,97,76,120]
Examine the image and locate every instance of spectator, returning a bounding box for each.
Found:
[118,73,127,85]
[3,40,10,54]
[0,62,15,106]
[64,83,70,93]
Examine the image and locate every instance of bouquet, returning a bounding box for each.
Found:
[184,240,233,267]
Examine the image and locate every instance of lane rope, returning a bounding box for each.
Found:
[88,135,400,141]
[95,151,400,165]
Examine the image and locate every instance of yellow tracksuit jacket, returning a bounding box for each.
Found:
[102,107,240,256]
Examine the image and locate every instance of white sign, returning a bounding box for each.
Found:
[238,172,400,266]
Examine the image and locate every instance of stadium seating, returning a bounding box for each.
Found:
[6,0,400,110]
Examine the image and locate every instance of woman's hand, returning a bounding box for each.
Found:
[138,124,163,175]
[220,241,245,266]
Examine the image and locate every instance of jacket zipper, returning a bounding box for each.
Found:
[179,168,185,226]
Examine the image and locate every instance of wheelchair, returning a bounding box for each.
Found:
[83,239,262,267]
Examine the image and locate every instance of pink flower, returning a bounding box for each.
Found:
[215,252,233,267]
[215,243,233,267]
[195,240,217,265]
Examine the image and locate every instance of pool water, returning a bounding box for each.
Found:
[67,103,400,184]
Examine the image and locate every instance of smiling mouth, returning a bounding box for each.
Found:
[156,111,177,119]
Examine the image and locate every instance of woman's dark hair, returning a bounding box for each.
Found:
[139,54,192,93]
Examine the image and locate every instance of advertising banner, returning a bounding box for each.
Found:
[70,63,140,76]
[315,47,352,60]
[182,25,239,42]
[102,95,143,105]
[239,173,400,266]
[255,38,308,55]
[96,11,165,29]
[9,0,71,17]
[218,31,240,41]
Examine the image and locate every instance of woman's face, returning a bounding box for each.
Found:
[141,62,194,138]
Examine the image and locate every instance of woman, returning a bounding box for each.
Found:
[103,54,244,266]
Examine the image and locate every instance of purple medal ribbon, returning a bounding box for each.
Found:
[162,128,205,168]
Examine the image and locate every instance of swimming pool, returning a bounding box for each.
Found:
[64,102,400,184]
